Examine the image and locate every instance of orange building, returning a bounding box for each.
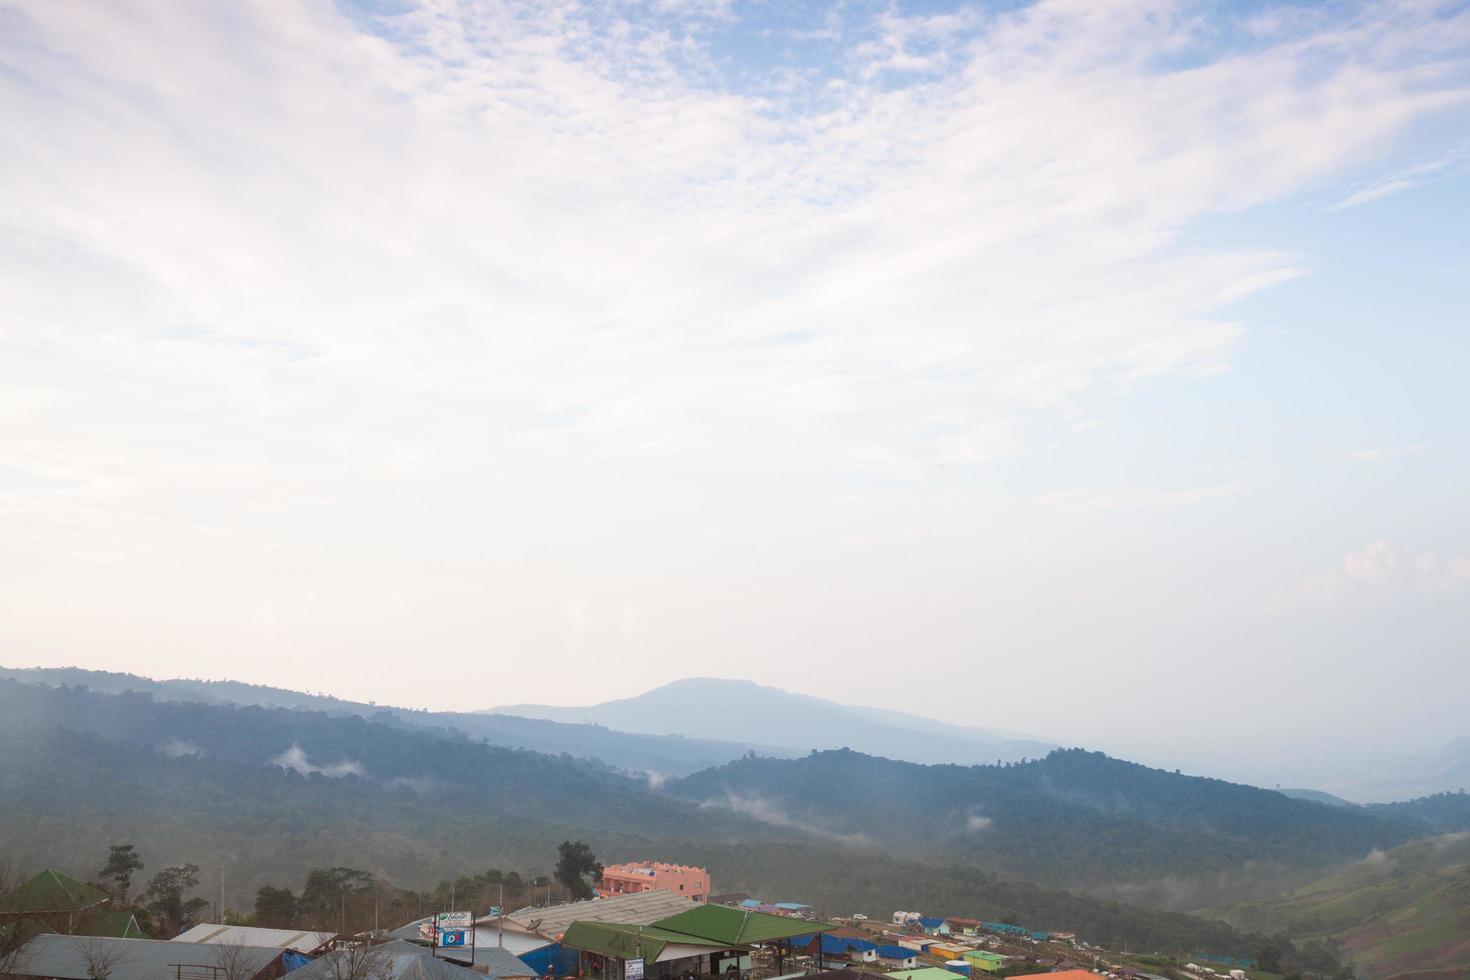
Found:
[595,862,710,903]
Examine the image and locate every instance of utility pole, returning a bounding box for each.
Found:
[499,884,504,948]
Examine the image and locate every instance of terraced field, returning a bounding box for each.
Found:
[1208,834,1470,979]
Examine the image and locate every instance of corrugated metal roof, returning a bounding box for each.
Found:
[561,921,733,963]
[14,933,283,980]
[171,922,335,952]
[289,942,486,980]
[495,891,699,939]
[0,870,109,914]
[883,969,967,980]
[653,905,833,946]
[876,945,917,960]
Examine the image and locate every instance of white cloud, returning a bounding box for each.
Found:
[1301,541,1470,604]
[0,0,1463,528]
[1339,445,1425,463]
[1330,157,1459,210]
[1037,483,1247,516]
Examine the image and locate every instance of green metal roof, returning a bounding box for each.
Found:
[652,905,832,946]
[561,921,732,963]
[884,969,968,980]
[0,869,109,914]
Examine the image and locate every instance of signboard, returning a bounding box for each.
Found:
[418,922,436,942]
[439,930,469,948]
[436,911,474,930]
[626,958,645,980]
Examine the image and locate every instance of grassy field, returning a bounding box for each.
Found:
[1205,834,1470,980]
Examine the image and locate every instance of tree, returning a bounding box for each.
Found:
[1256,937,1286,974]
[253,885,298,929]
[300,867,374,932]
[141,864,208,936]
[318,944,394,980]
[213,941,259,980]
[99,845,143,902]
[80,938,128,979]
[553,841,602,901]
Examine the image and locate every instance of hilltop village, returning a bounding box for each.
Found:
[1,859,1268,980]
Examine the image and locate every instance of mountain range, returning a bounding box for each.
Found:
[665,746,1470,909]
[496,677,1056,765]
[0,674,1252,954]
[6,662,1470,976]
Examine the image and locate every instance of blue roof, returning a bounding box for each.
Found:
[876,946,915,959]
[774,903,812,910]
[918,917,945,929]
[739,899,762,909]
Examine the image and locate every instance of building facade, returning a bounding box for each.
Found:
[596,863,710,903]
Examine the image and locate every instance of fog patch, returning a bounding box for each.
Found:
[965,814,993,833]
[384,775,436,794]
[642,771,670,790]
[271,743,364,778]
[161,737,202,758]
[1084,859,1314,912]
[704,792,873,847]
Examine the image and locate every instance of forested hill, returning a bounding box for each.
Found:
[0,666,767,776]
[666,748,1432,906]
[0,679,1255,956]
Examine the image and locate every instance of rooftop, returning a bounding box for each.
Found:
[171,922,335,953]
[12,933,284,980]
[0,870,109,914]
[494,890,699,939]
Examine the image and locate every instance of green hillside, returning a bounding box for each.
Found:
[0,679,1254,955]
[1208,834,1470,979]
[667,748,1429,904]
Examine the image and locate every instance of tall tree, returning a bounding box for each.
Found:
[253,885,298,929]
[99,845,143,903]
[300,867,374,932]
[553,841,602,901]
[141,864,208,936]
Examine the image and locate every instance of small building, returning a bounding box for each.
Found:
[394,888,700,978]
[876,945,920,969]
[792,932,878,964]
[945,918,983,937]
[0,871,144,946]
[918,917,949,936]
[596,863,709,904]
[963,950,1011,973]
[927,943,972,961]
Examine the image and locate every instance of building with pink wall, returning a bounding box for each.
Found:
[595,862,709,903]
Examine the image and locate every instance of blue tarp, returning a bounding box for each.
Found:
[281,951,313,973]
[518,944,580,977]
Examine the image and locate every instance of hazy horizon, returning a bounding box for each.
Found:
[3,1,1468,782]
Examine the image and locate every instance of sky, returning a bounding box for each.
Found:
[1,0,1468,778]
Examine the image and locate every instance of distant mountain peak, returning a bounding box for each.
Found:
[493,676,1055,765]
